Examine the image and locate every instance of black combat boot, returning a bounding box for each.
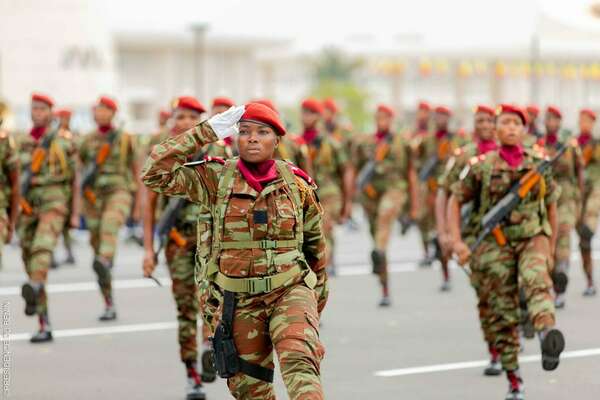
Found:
[540,328,565,371]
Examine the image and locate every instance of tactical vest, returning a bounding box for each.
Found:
[196,159,317,295]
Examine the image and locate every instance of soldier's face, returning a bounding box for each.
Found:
[434,113,449,130]
[474,113,495,141]
[416,109,429,125]
[579,114,595,134]
[496,113,524,146]
[526,111,537,123]
[58,116,70,129]
[375,111,393,132]
[31,101,52,127]
[172,109,201,134]
[301,109,320,128]
[211,105,229,117]
[544,114,561,134]
[237,121,280,163]
[94,105,115,127]
[323,108,335,123]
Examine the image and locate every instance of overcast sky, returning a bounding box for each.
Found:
[106,0,600,50]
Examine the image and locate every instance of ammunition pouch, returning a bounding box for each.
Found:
[212,291,274,382]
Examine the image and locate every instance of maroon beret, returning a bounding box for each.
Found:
[31,93,54,107]
[241,102,286,136]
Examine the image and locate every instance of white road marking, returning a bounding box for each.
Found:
[0,277,171,296]
[3,321,177,342]
[374,347,600,377]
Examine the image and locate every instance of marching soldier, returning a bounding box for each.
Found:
[449,104,565,400]
[436,105,501,375]
[576,108,599,296]
[299,98,353,273]
[0,116,19,271]
[353,104,418,306]
[142,103,328,400]
[542,106,584,308]
[143,96,212,400]
[79,96,141,321]
[19,93,79,342]
[322,98,353,155]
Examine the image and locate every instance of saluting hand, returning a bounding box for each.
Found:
[208,105,245,139]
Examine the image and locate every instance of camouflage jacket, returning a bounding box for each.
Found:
[452,149,560,242]
[304,133,347,198]
[79,128,136,193]
[544,139,582,203]
[353,132,411,194]
[141,122,327,305]
[0,131,18,209]
[579,137,600,187]
[18,129,76,212]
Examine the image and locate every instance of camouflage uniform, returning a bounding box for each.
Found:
[452,149,559,371]
[543,139,582,296]
[142,122,328,400]
[17,128,76,318]
[276,135,312,175]
[79,128,136,307]
[353,132,411,293]
[0,131,18,269]
[304,133,347,266]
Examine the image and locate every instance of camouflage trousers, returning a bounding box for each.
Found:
[579,183,600,248]
[84,189,132,303]
[467,239,496,348]
[476,235,556,371]
[17,203,68,316]
[0,209,7,270]
[555,198,577,265]
[165,235,209,363]
[361,188,407,288]
[211,283,325,400]
[320,193,341,267]
[417,184,435,253]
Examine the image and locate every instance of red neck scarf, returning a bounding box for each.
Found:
[477,139,498,155]
[499,144,524,168]
[435,129,449,140]
[99,125,113,135]
[224,137,233,146]
[30,126,46,141]
[578,132,592,147]
[302,127,318,144]
[545,132,558,146]
[375,130,390,143]
[237,159,278,193]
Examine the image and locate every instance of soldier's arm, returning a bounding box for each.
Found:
[68,139,81,227]
[141,122,218,201]
[301,182,328,313]
[128,134,144,221]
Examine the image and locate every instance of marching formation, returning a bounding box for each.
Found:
[1,92,599,400]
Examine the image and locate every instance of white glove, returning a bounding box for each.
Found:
[207,105,245,139]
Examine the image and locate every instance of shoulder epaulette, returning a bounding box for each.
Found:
[184,155,225,167]
[469,154,485,166]
[287,162,317,188]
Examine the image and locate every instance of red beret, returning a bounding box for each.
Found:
[55,108,72,118]
[31,93,54,107]
[377,104,395,117]
[526,105,539,117]
[252,98,278,113]
[212,97,235,108]
[474,105,495,116]
[159,109,171,119]
[496,104,528,125]
[241,102,286,136]
[580,108,596,121]
[418,101,431,111]
[546,105,562,119]
[323,98,339,114]
[174,96,206,114]
[97,96,118,112]
[435,106,452,116]
[301,98,324,114]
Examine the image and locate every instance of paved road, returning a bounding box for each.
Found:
[1,218,599,400]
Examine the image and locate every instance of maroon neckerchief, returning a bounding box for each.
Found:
[30,126,46,141]
[499,144,524,168]
[578,132,592,147]
[545,132,558,146]
[435,129,449,140]
[98,125,113,135]
[237,158,278,193]
[302,127,318,144]
[224,137,233,146]
[477,139,498,155]
[375,130,391,143]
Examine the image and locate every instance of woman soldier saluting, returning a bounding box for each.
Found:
[142,104,328,400]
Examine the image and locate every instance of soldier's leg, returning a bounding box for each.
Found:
[18,213,37,316]
[271,284,325,400]
[227,299,275,400]
[553,200,576,306]
[360,196,379,276]
[197,284,216,383]
[374,189,406,303]
[518,235,564,371]
[62,219,75,264]
[320,194,341,272]
[579,185,600,293]
[0,210,7,270]
[94,190,132,313]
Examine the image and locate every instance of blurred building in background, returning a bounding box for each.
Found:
[2,0,600,133]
